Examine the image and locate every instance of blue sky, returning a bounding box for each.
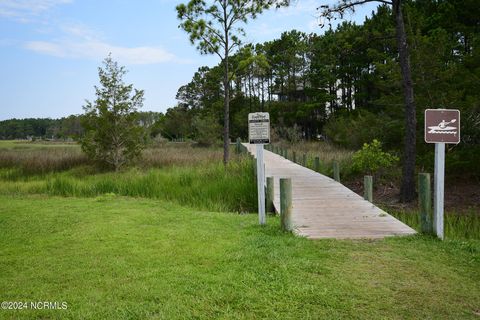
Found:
[0,0,378,120]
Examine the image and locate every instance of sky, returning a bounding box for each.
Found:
[0,0,379,120]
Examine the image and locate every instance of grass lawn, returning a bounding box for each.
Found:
[0,195,479,319]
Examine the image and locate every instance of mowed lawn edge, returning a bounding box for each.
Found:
[0,195,479,319]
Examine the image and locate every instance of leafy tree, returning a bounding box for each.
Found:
[193,113,222,146]
[176,0,273,164]
[81,55,146,171]
[176,66,223,110]
[161,105,193,140]
[317,0,418,203]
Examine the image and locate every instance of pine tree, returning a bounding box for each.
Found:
[81,55,146,171]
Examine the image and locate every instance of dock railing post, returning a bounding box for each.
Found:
[314,157,320,172]
[266,177,274,214]
[333,161,340,182]
[364,175,373,202]
[236,137,241,154]
[280,178,293,232]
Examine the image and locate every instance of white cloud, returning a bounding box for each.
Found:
[24,23,180,65]
[25,40,177,65]
[0,0,72,20]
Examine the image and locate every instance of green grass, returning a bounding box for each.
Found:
[0,195,479,319]
[390,209,480,240]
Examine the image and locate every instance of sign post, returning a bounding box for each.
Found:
[248,112,270,225]
[425,109,460,239]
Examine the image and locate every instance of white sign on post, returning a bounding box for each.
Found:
[424,109,460,240]
[248,112,270,144]
[248,112,270,225]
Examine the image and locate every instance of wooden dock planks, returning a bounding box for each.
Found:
[244,144,416,240]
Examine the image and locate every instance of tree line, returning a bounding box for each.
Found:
[0,112,161,141]
[167,1,478,144]
[164,0,480,183]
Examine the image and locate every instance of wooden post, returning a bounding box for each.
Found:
[293,151,296,163]
[236,137,241,154]
[280,178,292,231]
[333,161,340,182]
[302,154,307,166]
[419,173,433,234]
[364,175,373,202]
[314,157,320,172]
[266,177,274,214]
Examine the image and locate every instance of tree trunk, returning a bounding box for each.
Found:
[223,59,230,165]
[222,1,230,165]
[394,0,416,203]
[261,76,265,111]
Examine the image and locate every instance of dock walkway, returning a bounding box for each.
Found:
[245,144,416,239]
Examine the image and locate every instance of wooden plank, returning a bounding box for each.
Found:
[244,143,416,240]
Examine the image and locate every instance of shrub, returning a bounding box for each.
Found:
[351,139,399,176]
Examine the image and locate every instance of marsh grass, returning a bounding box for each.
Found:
[0,141,228,174]
[391,209,480,240]
[0,146,89,175]
[140,143,224,168]
[272,141,355,177]
[0,140,257,212]
[0,158,257,213]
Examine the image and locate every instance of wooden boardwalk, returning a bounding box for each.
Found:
[245,144,416,239]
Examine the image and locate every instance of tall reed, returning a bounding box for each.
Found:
[273,141,354,176]
[28,158,257,213]
[0,147,89,175]
[391,209,480,240]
